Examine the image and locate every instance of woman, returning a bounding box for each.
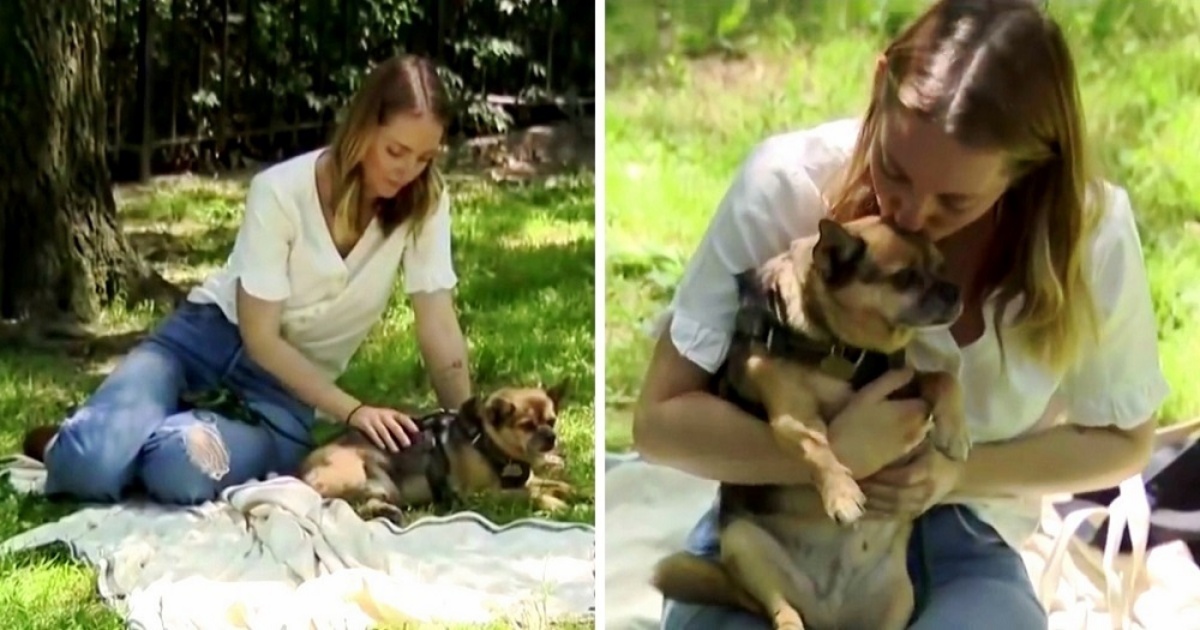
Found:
[26,54,471,506]
[633,1,1169,628]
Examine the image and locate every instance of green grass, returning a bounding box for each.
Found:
[0,170,596,627]
[604,0,1200,451]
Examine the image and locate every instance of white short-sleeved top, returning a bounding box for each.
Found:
[656,118,1171,550]
[188,148,459,378]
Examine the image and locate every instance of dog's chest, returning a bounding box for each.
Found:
[760,514,913,624]
[803,369,858,418]
[450,446,506,493]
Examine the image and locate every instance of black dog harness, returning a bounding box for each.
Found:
[414,407,532,507]
[721,268,910,416]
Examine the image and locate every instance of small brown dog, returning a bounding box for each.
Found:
[297,383,574,525]
[651,216,971,630]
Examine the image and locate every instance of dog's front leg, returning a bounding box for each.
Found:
[916,371,971,462]
[535,452,567,475]
[745,354,865,525]
[528,474,573,512]
[501,483,570,514]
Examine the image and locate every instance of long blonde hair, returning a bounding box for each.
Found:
[326,55,451,250]
[826,0,1102,373]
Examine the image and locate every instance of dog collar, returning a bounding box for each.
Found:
[451,408,532,489]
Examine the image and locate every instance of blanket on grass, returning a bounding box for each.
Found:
[0,454,595,630]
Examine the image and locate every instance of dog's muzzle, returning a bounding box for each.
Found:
[535,427,558,452]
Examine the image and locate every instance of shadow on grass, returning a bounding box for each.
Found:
[127,224,238,270]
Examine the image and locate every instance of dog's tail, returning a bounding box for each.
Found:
[651,552,763,616]
[22,425,60,462]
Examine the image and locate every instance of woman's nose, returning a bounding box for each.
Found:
[892,195,931,232]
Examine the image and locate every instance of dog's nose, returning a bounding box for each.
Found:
[537,427,557,450]
[933,281,960,304]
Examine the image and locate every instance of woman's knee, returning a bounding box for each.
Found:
[137,410,275,504]
[910,575,1046,629]
[42,341,187,501]
[661,599,771,630]
[42,410,138,502]
[138,416,232,504]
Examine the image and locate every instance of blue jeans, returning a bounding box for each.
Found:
[43,301,316,504]
[661,503,1047,630]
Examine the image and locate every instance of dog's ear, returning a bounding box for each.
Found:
[813,218,866,285]
[545,380,569,411]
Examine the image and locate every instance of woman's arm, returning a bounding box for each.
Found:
[221,176,362,423]
[957,419,1155,498]
[410,289,471,409]
[633,332,821,486]
[401,189,468,409]
[635,329,934,485]
[236,286,362,422]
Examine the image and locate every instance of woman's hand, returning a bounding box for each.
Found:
[347,405,420,452]
[828,368,935,479]
[861,444,965,518]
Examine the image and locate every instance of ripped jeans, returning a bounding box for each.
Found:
[43,300,315,505]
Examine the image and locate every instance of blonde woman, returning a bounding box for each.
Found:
[25,55,470,505]
[634,1,1168,628]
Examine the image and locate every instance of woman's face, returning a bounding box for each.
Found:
[869,106,1011,242]
[361,110,443,200]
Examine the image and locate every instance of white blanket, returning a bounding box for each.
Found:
[604,452,716,630]
[0,454,595,630]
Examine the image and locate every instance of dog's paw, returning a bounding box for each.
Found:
[536,494,570,513]
[772,607,805,630]
[819,474,866,525]
[359,499,409,527]
[544,480,574,498]
[931,415,971,462]
[539,453,566,473]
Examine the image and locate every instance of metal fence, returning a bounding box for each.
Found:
[104,0,594,182]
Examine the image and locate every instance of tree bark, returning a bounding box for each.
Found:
[0,0,177,331]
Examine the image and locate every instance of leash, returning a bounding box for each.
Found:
[180,384,315,451]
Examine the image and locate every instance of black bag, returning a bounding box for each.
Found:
[1067,427,1200,563]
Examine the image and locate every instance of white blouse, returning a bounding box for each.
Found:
[189,149,458,379]
[654,118,1171,550]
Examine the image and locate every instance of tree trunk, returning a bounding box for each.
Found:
[0,0,177,331]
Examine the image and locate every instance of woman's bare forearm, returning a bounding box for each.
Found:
[412,291,472,409]
[956,420,1155,499]
[245,336,360,422]
[633,391,820,486]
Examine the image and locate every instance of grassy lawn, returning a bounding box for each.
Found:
[0,169,596,627]
[604,0,1200,451]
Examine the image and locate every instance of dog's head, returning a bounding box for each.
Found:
[803,216,962,352]
[473,381,567,464]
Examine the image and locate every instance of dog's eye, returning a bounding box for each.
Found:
[891,269,921,289]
